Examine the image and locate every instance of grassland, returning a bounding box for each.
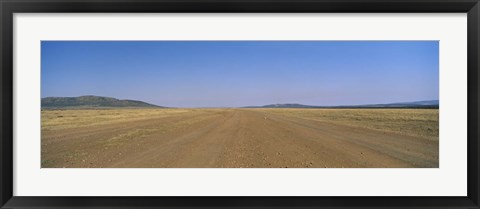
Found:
[41,109,191,130]
[255,108,439,140]
[41,108,439,168]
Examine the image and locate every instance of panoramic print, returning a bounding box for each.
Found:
[41,41,439,168]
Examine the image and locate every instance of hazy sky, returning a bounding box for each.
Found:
[41,41,438,108]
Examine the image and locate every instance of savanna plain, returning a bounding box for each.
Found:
[41,108,439,168]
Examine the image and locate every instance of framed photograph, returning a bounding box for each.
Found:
[1,0,479,208]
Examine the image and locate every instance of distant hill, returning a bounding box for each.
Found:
[356,100,439,108]
[42,96,162,109]
[244,100,439,109]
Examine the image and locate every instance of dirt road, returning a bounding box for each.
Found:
[41,109,439,168]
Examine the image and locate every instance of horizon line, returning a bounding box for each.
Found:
[41,95,439,108]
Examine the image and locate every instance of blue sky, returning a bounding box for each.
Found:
[41,41,438,108]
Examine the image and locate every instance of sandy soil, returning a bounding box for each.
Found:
[41,108,439,168]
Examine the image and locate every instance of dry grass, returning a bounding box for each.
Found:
[42,108,439,140]
[41,109,192,131]
[257,108,439,140]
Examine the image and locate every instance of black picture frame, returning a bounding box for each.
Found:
[1,0,479,208]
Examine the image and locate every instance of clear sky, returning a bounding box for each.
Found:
[41,41,438,108]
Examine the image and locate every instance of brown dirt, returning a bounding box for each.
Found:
[41,108,439,168]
